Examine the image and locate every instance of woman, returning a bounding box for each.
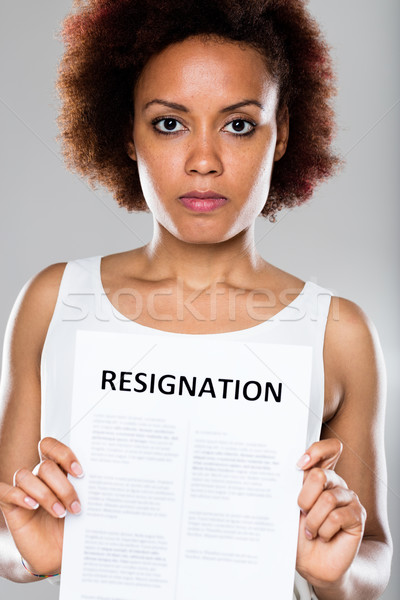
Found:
[0,0,393,598]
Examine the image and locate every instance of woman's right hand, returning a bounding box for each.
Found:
[0,437,84,576]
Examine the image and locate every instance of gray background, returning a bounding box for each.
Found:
[0,0,398,597]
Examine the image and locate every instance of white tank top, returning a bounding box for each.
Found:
[42,254,332,598]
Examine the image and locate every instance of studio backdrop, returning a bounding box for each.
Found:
[0,1,399,598]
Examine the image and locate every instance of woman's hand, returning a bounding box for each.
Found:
[0,437,83,576]
[295,438,367,590]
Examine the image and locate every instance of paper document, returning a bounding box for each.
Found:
[59,330,313,600]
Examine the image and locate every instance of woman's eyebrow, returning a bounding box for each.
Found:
[143,99,264,113]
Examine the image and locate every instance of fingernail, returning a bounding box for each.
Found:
[305,528,313,540]
[24,496,39,509]
[71,500,81,514]
[296,453,311,469]
[52,502,66,518]
[71,461,84,478]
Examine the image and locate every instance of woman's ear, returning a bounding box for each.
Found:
[126,113,137,162]
[127,140,137,162]
[274,105,289,162]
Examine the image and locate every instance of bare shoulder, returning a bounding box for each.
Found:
[11,262,67,307]
[21,261,68,295]
[326,296,384,377]
[5,262,68,368]
[323,295,386,419]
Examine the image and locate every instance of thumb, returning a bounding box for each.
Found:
[297,438,343,476]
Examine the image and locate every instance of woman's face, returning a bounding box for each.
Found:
[128,36,289,244]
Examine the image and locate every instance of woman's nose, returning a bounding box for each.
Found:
[184,132,223,176]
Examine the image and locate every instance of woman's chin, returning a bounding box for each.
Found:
[173,225,238,246]
[158,217,235,246]
[175,233,230,246]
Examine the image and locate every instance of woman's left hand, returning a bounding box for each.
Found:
[295,438,367,590]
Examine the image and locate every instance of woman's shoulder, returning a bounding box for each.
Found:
[325,294,380,353]
[18,262,68,311]
[324,293,385,414]
[6,263,69,366]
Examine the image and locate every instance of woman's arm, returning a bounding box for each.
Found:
[0,263,67,581]
[299,297,393,599]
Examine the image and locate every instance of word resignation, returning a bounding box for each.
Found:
[101,370,283,402]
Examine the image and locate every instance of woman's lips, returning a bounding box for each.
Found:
[179,197,228,213]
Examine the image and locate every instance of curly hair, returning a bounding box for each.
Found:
[57,0,342,222]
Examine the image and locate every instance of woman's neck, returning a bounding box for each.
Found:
[141,223,268,291]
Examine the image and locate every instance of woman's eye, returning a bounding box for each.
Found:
[223,119,255,136]
[152,117,255,136]
[152,118,185,134]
